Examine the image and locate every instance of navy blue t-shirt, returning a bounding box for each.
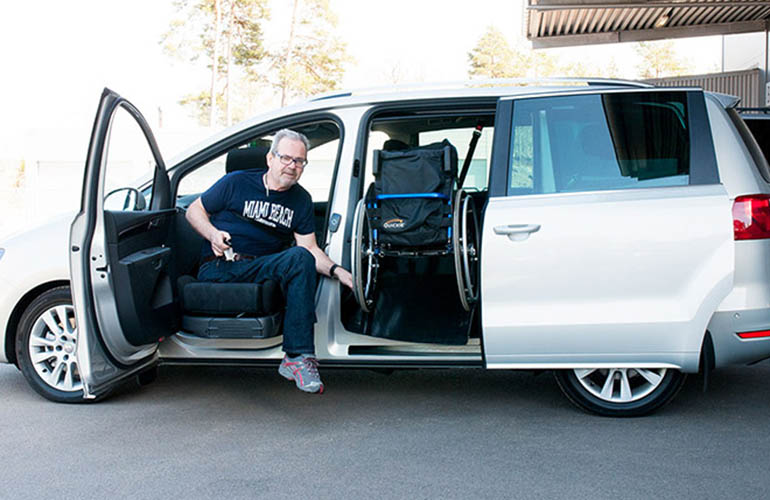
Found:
[199,169,314,260]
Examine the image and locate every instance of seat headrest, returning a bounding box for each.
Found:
[226,146,270,173]
[383,139,409,151]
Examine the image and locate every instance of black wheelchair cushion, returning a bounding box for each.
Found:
[178,275,282,316]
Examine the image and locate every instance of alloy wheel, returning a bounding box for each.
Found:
[27,304,82,392]
[573,367,666,403]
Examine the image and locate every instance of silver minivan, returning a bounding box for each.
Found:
[4,80,770,416]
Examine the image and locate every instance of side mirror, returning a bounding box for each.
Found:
[104,187,147,211]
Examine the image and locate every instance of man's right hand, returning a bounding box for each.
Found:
[209,230,232,257]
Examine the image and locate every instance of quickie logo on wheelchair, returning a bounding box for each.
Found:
[382,218,405,230]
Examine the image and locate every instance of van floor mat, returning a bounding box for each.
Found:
[367,270,471,345]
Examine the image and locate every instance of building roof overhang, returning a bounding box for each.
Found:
[526,0,770,48]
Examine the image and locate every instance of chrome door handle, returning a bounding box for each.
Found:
[493,224,541,241]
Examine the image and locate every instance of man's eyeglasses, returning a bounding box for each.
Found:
[274,152,308,168]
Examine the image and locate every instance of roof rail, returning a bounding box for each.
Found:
[308,77,653,102]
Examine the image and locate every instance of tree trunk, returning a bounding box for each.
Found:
[280,0,299,107]
[225,0,234,126]
[209,0,223,127]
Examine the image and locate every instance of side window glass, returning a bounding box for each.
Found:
[259,122,341,203]
[176,155,227,207]
[510,120,534,194]
[508,92,691,196]
[176,121,341,207]
[103,107,157,211]
[303,138,339,203]
[420,128,493,191]
[364,131,390,190]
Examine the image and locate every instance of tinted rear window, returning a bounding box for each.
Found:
[509,92,691,195]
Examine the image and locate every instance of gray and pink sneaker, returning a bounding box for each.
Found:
[279,354,324,393]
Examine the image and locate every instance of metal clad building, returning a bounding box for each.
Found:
[644,68,763,107]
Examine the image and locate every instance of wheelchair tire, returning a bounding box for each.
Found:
[352,198,377,312]
[452,190,480,311]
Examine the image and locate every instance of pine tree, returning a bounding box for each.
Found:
[272,0,349,106]
[161,0,269,126]
[635,41,692,79]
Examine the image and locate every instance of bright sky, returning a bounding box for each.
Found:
[0,0,724,162]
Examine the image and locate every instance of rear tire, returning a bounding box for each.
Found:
[15,286,85,403]
[554,367,686,417]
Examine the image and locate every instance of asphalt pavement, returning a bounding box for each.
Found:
[1,361,769,500]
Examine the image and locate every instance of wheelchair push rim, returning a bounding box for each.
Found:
[352,198,377,313]
[453,189,480,312]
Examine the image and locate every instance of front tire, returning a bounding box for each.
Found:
[15,286,85,403]
[554,367,686,417]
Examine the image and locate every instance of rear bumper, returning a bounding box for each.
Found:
[708,307,770,367]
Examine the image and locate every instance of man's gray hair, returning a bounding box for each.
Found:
[270,129,310,155]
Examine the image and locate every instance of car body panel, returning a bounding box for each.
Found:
[481,184,734,372]
[0,214,72,363]
[707,97,769,197]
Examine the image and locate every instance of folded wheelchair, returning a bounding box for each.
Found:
[351,139,480,313]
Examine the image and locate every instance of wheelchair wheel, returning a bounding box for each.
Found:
[351,198,378,312]
[452,190,480,311]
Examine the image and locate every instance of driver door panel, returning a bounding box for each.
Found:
[103,209,177,346]
[70,88,177,398]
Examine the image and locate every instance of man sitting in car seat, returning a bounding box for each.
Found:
[185,129,353,394]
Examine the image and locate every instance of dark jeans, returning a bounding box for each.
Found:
[197,247,317,354]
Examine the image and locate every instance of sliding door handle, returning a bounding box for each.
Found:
[493,224,541,241]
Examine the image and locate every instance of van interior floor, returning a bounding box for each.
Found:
[342,256,473,345]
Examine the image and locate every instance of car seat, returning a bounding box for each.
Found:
[175,146,285,339]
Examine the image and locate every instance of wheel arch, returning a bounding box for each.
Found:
[5,280,70,367]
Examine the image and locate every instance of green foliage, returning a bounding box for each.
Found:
[467,26,538,79]
[468,26,518,78]
[161,0,270,126]
[272,0,350,105]
[467,26,572,80]
[468,26,631,81]
[14,159,25,189]
[531,50,559,78]
[179,91,220,126]
[635,41,692,79]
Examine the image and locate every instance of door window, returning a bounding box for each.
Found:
[508,92,691,196]
[102,107,159,210]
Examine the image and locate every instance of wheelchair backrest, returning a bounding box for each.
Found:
[372,139,458,197]
[367,140,458,248]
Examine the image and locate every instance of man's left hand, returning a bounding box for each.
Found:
[334,267,353,290]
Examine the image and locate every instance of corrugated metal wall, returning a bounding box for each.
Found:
[643,68,764,107]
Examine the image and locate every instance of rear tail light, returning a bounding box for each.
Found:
[737,330,770,339]
[733,194,770,240]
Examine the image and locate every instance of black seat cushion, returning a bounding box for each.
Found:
[178,275,283,316]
